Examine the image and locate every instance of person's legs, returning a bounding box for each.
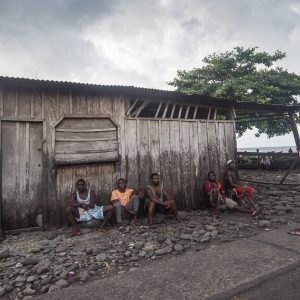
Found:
[113,201,123,224]
[100,205,114,231]
[125,194,139,223]
[66,206,80,234]
[211,189,220,217]
[147,201,156,225]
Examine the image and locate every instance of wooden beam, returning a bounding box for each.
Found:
[162,101,169,118]
[207,107,211,120]
[56,128,116,133]
[193,105,198,119]
[55,137,116,142]
[279,158,299,184]
[170,104,176,119]
[178,104,183,118]
[213,109,218,120]
[154,101,162,118]
[185,105,190,119]
[134,100,149,117]
[126,99,139,116]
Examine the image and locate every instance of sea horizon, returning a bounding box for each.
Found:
[237,146,297,153]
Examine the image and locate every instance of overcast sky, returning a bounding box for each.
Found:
[1,0,299,148]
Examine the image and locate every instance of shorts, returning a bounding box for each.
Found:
[76,205,104,222]
[224,197,238,209]
[157,204,168,214]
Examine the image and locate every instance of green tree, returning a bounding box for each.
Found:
[168,47,300,137]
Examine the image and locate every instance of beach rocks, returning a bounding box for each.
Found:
[0,248,9,259]
[258,220,271,228]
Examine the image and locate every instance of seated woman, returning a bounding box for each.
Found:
[204,171,262,217]
[66,179,114,235]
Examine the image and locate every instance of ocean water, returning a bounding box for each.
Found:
[238,146,297,153]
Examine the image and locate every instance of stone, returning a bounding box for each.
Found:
[46,231,57,240]
[41,275,53,286]
[154,247,168,256]
[41,284,51,293]
[124,251,132,257]
[5,284,14,292]
[138,251,146,257]
[55,246,67,253]
[56,279,69,288]
[180,234,192,240]
[15,276,26,283]
[177,211,189,220]
[24,287,36,296]
[205,225,217,232]
[0,248,9,259]
[30,246,43,253]
[142,244,156,252]
[200,236,211,243]
[258,220,270,228]
[210,230,218,238]
[152,213,166,224]
[16,262,23,268]
[173,244,184,251]
[88,264,98,272]
[79,271,89,282]
[0,287,5,297]
[48,285,61,293]
[36,265,49,275]
[96,253,107,262]
[27,276,38,283]
[22,257,39,266]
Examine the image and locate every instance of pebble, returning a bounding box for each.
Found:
[26,275,38,283]
[258,220,271,228]
[0,287,5,297]
[96,253,107,262]
[124,251,132,257]
[0,248,9,259]
[22,257,39,266]
[205,225,217,232]
[36,264,49,275]
[56,279,69,288]
[88,264,98,272]
[79,271,89,282]
[173,244,184,251]
[16,262,23,268]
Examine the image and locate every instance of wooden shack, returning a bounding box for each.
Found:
[3,76,295,232]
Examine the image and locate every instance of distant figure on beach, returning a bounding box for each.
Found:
[288,147,293,153]
[256,149,259,153]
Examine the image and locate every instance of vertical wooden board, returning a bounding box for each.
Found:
[99,164,115,204]
[125,119,139,189]
[3,88,17,117]
[189,121,201,209]
[87,94,101,114]
[180,121,191,209]
[207,122,219,177]
[137,119,150,189]
[86,165,101,203]
[100,96,113,115]
[148,120,160,175]
[168,121,182,207]
[0,87,3,117]
[43,90,58,123]
[224,122,236,162]
[58,91,70,116]
[2,122,17,228]
[198,122,209,180]
[75,93,88,115]
[159,120,172,193]
[112,96,126,177]
[17,89,31,118]
[34,89,43,118]
[217,122,227,177]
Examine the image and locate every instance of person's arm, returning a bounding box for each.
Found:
[87,191,96,208]
[228,172,240,189]
[146,187,166,206]
[69,193,81,208]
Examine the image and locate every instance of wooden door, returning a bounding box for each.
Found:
[1,121,43,230]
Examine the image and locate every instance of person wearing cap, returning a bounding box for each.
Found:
[111,178,141,226]
[203,171,261,217]
[223,160,262,214]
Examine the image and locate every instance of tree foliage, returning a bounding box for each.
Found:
[168,47,300,137]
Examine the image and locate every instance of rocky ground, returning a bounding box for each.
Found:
[0,170,299,299]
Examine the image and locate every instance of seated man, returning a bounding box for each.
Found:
[223,160,261,214]
[204,171,262,217]
[111,178,140,226]
[66,179,114,235]
[145,173,180,225]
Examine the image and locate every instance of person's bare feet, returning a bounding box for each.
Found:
[99,227,108,233]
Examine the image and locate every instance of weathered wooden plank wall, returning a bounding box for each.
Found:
[0,84,236,228]
[125,119,236,209]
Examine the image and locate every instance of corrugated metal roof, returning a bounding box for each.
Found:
[0,76,299,112]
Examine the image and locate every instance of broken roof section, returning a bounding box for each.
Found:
[0,76,299,113]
